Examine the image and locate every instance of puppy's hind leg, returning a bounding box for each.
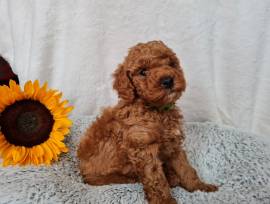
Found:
[79,140,128,185]
[170,150,218,192]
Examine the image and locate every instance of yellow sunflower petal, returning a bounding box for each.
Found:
[58,128,70,136]
[46,140,59,160]
[9,80,22,94]
[3,158,12,167]
[18,146,26,163]
[41,143,53,161]
[43,158,51,165]
[37,154,44,164]
[53,106,74,119]
[42,89,58,101]
[54,92,63,102]
[20,149,30,165]
[62,106,74,115]
[9,80,24,101]
[0,86,15,106]
[23,155,32,166]
[50,138,68,153]
[1,144,14,161]
[12,146,22,163]
[61,146,68,153]
[52,121,63,131]
[50,131,65,141]
[0,141,9,156]
[35,81,48,100]
[31,152,39,165]
[24,81,34,98]
[34,145,44,157]
[43,97,58,111]
[32,80,40,100]
[55,118,73,128]
[59,100,69,108]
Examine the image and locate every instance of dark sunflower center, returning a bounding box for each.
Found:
[0,100,54,147]
[17,112,39,133]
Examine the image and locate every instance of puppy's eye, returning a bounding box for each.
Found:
[169,61,177,68]
[138,68,147,76]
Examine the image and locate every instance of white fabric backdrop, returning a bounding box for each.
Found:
[0,0,270,137]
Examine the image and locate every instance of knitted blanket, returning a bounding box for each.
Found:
[0,116,270,204]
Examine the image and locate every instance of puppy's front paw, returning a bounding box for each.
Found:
[198,182,218,192]
[184,181,218,193]
[165,197,178,204]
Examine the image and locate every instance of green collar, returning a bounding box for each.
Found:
[145,103,175,112]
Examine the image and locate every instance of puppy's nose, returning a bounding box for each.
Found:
[161,77,174,89]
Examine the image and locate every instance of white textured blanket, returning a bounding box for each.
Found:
[0,116,270,204]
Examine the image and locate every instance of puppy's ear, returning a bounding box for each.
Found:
[113,64,135,102]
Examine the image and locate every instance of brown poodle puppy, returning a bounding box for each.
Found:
[78,41,218,204]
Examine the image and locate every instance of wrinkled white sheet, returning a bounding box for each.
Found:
[0,0,270,137]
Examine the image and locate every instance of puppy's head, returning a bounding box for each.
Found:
[113,41,186,107]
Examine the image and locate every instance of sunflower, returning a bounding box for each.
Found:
[0,80,73,166]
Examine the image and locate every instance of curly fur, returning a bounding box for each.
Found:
[78,41,218,204]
